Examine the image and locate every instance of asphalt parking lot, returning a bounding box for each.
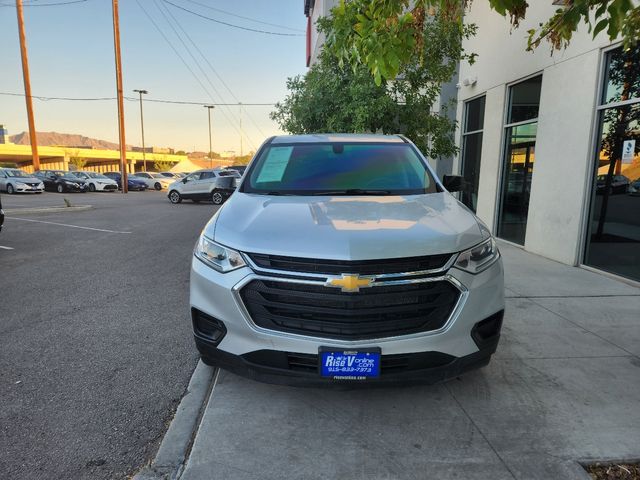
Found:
[0,191,217,480]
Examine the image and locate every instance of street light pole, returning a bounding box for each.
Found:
[204,105,214,169]
[239,102,243,158]
[134,89,148,171]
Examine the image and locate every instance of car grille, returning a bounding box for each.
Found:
[246,253,452,275]
[239,279,460,340]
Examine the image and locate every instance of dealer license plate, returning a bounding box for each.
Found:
[319,349,381,380]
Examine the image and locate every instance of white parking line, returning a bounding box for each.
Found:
[7,217,132,234]
[0,245,14,250]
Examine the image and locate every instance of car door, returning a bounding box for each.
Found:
[194,171,215,197]
[0,171,7,192]
[181,172,202,196]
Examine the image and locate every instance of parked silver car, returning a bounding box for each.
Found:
[0,168,44,194]
[167,168,240,204]
[190,134,504,385]
[131,172,174,191]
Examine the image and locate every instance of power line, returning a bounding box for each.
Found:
[181,0,305,33]
[161,0,305,37]
[0,0,90,7]
[0,92,276,105]
[157,1,267,145]
[152,0,257,150]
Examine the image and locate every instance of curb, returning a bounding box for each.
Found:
[4,205,93,215]
[133,361,217,480]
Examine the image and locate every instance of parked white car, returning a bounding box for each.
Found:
[167,168,240,204]
[0,167,44,194]
[131,172,174,190]
[68,171,118,192]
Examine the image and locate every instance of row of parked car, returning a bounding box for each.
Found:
[0,167,246,200]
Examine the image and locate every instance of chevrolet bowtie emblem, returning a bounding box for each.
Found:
[327,274,373,293]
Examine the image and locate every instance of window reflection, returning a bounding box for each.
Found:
[460,96,485,212]
[585,46,640,282]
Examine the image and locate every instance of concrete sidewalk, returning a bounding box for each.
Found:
[144,242,640,480]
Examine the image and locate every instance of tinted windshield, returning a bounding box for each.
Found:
[61,173,80,180]
[5,169,30,178]
[243,143,437,195]
[149,173,164,178]
[218,170,240,177]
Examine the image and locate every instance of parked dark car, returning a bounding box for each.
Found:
[103,172,148,191]
[596,174,630,195]
[628,178,640,196]
[226,165,247,176]
[34,170,88,193]
[0,195,4,233]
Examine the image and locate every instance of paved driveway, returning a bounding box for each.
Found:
[0,191,216,480]
[178,243,640,480]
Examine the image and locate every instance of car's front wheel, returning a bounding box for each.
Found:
[89,183,96,192]
[154,182,162,191]
[56,184,64,193]
[168,190,182,204]
[211,191,224,205]
[6,184,14,194]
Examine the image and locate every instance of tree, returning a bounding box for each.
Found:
[271,14,474,158]
[154,159,174,171]
[67,150,87,170]
[327,0,640,85]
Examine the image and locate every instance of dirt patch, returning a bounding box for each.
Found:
[586,463,640,479]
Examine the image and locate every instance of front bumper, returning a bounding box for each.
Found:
[190,254,504,384]
[95,183,118,191]
[13,185,44,193]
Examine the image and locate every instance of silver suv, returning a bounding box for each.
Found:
[190,134,504,385]
[167,169,240,204]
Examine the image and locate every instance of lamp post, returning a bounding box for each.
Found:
[204,105,214,169]
[134,89,148,171]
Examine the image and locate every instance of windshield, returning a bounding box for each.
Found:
[5,169,30,178]
[61,173,80,180]
[87,172,108,179]
[243,143,437,195]
[149,173,164,178]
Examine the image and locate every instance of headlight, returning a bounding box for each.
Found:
[194,236,245,273]
[64,181,78,186]
[16,182,27,187]
[38,182,44,188]
[454,238,499,274]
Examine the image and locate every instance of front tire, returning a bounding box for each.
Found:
[89,183,96,192]
[56,184,64,193]
[6,184,14,194]
[211,191,224,205]
[168,190,182,204]
[154,182,162,191]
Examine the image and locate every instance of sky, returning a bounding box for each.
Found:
[0,0,307,153]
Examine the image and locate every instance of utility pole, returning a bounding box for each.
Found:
[111,0,128,193]
[204,105,214,169]
[239,102,243,157]
[16,0,40,171]
[134,89,148,171]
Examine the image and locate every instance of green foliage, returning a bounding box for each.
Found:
[327,0,639,84]
[153,160,174,172]
[67,150,87,170]
[271,13,471,158]
[175,150,187,156]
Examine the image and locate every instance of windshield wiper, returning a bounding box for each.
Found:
[311,189,392,196]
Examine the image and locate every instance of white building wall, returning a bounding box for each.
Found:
[456,1,617,265]
[308,0,338,66]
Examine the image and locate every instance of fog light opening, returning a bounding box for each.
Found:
[192,308,227,345]
[471,310,504,349]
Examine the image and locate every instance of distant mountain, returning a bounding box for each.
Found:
[9,131,125,150]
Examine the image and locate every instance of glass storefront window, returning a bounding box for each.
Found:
[497,76,542,245]
[585,45,640,282]
[507,76,542,124]
[460,96,485,212]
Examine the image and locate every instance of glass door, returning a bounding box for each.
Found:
[497,76,542,245]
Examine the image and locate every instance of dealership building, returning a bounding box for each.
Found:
[304,1,640,284]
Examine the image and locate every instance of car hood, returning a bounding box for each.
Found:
[14,177,42,183]
[209,192,486,260]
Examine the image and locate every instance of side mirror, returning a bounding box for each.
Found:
[182,178,188,183]
[443,175,464,192]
